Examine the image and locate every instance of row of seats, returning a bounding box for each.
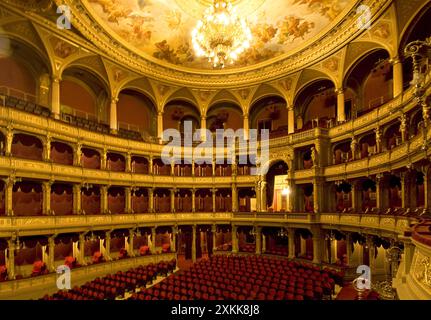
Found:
[40,259,176,300]
[4,96,51,117]
[128,255,344,301]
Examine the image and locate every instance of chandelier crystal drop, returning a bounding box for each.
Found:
[191,0,252,68]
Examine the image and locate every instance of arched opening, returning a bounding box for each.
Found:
[207,102,243,132]
[107,152,125,172]
[163,100,200,138]
[333,140,352,164]
[0,38,50,106]
[295,229,313,260]
[60,67,110,127]
[358,132,377,158]
[238,188,256,212]
[295,80,336,131]
[11,133,43,161]
[81,147,101,170]
[131,156,149,174]
[51,183,73,216]
[361,178,377,212]
[51,141,73,166]
[81,185,101,215]
[195,189,212,212]
[249,96,288,137]
[131,188,148,213]
[12,181,42,216]
[335,181,352,213]
[344,49,392,117]
[175,189,192,213]
[266,161,289,212]
[153,188,170,213]
[108,187,125,214]
[117,89,157,139]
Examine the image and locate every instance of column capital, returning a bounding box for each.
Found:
[335,88,344,95]
[157,111,164,117]
[389,56,401,65]
[111,97,119,104]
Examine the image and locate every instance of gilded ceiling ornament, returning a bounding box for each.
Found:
[322,57,339,73]
[372,22,391,39]
[50,38,77,59]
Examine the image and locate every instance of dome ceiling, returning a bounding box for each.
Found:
[85,0,354,71]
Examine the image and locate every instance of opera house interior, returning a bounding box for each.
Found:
[0,0,430,302]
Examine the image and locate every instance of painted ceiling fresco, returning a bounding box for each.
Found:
[86,0,353,70]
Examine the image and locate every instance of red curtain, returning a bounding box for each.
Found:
[11,134,43,161]
[12,182,42,216]
[81,148,100,169]
[82,187,100,215]
[51,184,73,215]
[51,142,73,165]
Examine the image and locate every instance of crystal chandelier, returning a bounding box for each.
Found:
[192,0,252,68]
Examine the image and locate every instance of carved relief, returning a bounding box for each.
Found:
[322,57,339,73]
[372,23,391,39]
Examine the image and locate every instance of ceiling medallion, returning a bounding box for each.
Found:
[191,0,252,69]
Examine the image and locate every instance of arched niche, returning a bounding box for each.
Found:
[294,79,336,131]
[60,67,109,123]
[117,89,157,137]
[206,102,243,132]
[249,96,288,134]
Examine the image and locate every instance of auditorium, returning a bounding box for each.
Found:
[0,0,430,302]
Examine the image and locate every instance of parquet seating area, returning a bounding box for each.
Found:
[41,259,176,300]
[128,255,343,301]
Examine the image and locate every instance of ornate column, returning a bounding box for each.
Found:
[350,137,358,161]
[4,176,14,216]
[313,178,324,213]
[157,111,164,140]
[48,236,56,272]
[72,184,81,214]
[255,226,262,255]
[212,158,216,176]
[5,125,13,156]
[375,127,382,153]
[43,134,51,162]
[170,188,176,213]
[366,235,376,273]
[423,166,431,211]
[125,187,132,214]
[73,142,82,166]
[7,236,16,280]
[51,76,61,119]
[336,88,346,123]
[391,57,403,98]
[42,181,52,215]
[148,188,154,213]
[345,233,352,266]
[261,179,267,212]
[149,155,154,175]
[232,184,238,212]
[288,228,295,259]
[231,225,238,253]
[212,225,217,252]
[78,233,86,266]
[376,174,384,210]
[288,107,295,134]
[212,188,216,213]
[191,159,195,177]
[192,225,197,262]
[151,227,157,253]
[170,160,175,176]
[110,97,118,133]
[101,148,107,170]
[171,226,177,253]
[312,233,322,264]
[128,229,135,257]
[399,114,407,143]
[126,152,132,172]
[100,185,108,214]
[191,188,196,213]
[243,114,249,140]
[200,116,207,141]
[104,231,111,261]
[255,180,261,212]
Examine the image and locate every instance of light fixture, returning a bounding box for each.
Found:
[282,186,291,196]
[278,228,288,238]
[191,0,252,68]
